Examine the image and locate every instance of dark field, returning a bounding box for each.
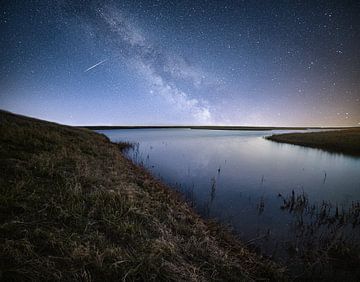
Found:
[82,125,354,131]
[0,110,282,281]
[267,129,360,157]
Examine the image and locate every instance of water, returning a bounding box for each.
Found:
[98,128,360,257]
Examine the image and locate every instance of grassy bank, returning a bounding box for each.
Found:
[266,129,360,157]
[0,110,283,281]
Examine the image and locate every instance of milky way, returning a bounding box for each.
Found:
[0,0,359,126]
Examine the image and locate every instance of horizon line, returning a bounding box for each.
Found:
[1,109,359,130]
[79,125,360,130]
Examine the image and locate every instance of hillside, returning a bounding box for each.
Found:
[0,110,283,281]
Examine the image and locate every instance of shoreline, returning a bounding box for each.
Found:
[81,125,359,131]
[0,110,283,281]
[266,129,360,157]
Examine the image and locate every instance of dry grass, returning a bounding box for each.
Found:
[0,110,284,281]
[266,129,360,157]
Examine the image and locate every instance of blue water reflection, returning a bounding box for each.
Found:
[99,128,360,256]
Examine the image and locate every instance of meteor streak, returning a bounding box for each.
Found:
[84,59,108,72]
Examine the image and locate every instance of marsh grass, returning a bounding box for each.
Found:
[277,191,360,280]
[115,141,135,152]
[0,110,283,281]
[266,129,360,156]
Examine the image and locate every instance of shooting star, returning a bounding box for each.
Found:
[84,59,108,72]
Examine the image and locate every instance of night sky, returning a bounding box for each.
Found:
[1,0,359,126]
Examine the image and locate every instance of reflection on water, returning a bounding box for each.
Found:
[99,128,360,258]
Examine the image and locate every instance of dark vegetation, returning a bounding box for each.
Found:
[0,110,283,281]
[82,125,354,131]
[267,129,360,157]
[277,191,360,280]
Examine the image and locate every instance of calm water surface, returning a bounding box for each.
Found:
[99,129,360,255]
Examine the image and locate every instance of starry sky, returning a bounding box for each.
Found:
[1,0,359,126]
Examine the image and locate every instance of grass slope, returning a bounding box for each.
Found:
[267,129,360,157]
[0,110,283,281]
